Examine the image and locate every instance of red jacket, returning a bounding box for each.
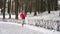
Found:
[20,12,26,19]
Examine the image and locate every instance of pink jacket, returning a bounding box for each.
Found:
[20,12,26,19]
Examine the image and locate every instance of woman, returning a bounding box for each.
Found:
[20,11,26,27]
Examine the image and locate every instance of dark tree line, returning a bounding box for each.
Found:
[0,0,58,19]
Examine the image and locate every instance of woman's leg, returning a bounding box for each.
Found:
[22,19,25,27]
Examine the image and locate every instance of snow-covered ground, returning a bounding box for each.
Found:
[26,11,60,24]
[0,10,60,34]
[0,1,60,34]
[0,22,60,34]
[26,10,60,31]
[26,11,60,20]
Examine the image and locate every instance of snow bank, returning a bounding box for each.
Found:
[26,11,60,31]
[0,22,60,34]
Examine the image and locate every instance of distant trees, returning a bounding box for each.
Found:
[34,0,46,15]
[46,0,58,14]
[0,0,58,19]
[14,0,58,16]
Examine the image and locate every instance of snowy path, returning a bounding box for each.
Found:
[0,22,60,34]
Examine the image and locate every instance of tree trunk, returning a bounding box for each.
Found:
[25,0,28,15]
[15,0,18,19]
[37,0,40,14]
[29,0,32,14]
[40,0,43,13]
[34,0,37,16]
[8,0,11,19]
[0,0,3,14]
[38,0,41,14]
[54,0,58,11]
[51,0,54,11]
[34,11,36,16]
[47,0,50,14]
[22,0,23,11]
[30,6,32,14]
[25,4,27,15]
[11,0,13,14]
[3,0,6,19]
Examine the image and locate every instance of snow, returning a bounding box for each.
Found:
[26,11,60,20]
[0,1,60,34]
[58,1,60,5]
[0,10,60,34]
[0,10,60,20]
[0,22,60,34]
[26,10,60,22]
[25,10,60,31]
